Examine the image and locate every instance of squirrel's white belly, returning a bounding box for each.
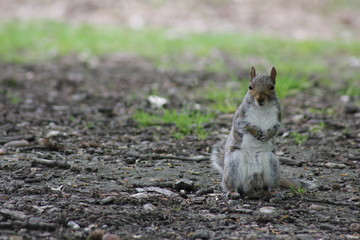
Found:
[241,104,279,151]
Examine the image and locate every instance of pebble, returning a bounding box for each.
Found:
[102,233,121,240]
[233,208,253,214]
[308,204,326,211]
[291,114,305,123]
[246,232,258,240]
[173,179,194,191]
[9,236,23,240]
[349,195,360,201]
[325,162,346,169]
[28,217,45,224]
[0,148,8,155]
[67,220,80,229]
[319,223,333,230]
[143,203,157,211]
[350,223,360,233]
[346,234,360,239]
[259,206,276,214]
[144,186,176,197]
[296,234,315,240]
[227,200,241,208]
[4,140,29,148]
[147,95,168,108]
[130,193,149,199]
[100,196,116,205]
[189,229,214,240]
[46,130,62,138]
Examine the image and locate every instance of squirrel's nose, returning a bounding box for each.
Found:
[256,97,265,106]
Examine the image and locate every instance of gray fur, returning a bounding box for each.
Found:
[210,67,281,196]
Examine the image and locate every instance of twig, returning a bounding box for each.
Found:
[31,158,71,169]
[301,198,358,208]
[0,209,27,220]
[0,134,34,144]
[0,221,57,231]
[19,146,52,152]
[278,156,305,167]
[126,153,210,162]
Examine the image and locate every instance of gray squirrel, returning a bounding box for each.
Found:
[211,66,282,197]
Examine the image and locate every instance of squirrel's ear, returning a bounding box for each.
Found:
[250,66,256,81]
[270,67,277,85]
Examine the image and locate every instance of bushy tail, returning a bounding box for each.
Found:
[210,138,226,173]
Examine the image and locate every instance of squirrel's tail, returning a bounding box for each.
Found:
[210,138,226,173]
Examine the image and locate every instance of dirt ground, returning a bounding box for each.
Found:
[0,54,359,240]
[0,1,360,240]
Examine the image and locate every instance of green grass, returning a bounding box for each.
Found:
[0,20,359,97]
[309,122,326,133]
[133,109,215,140]
[291,132,309,145]
[200,84,247,113]
[290,185,307,198]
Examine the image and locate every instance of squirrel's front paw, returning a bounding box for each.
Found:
[258,134,267,142]
[251,125,262,139]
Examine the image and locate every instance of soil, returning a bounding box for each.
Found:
[0,54,359,240]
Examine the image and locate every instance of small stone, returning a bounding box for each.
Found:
[319,223,333,230]
[9,236,23,240]
[233,208,253,214]
[296,234,315,240]
[349,195,360,201]
[130,193,149,199]
[144,186,176,197]
[336,164,346,169]
[350,223,360,233]
[325,163,346,169]
[100,196,116,205]
[246,232,258,240]
[46,130,64,138]
[308,204,326,211]
[102,233,121,240]
[189,229,214,240]
[291,114,305,123]
[276,151,285,156]
[325,163,337,168]
[147,95,168,108]
[346,234,360,240]
[340,95,350,103]
[4,140,29,148]
[0,148,8,155]
[143,203,157,211]
[259,206,276,214]
[227,200,241,208]
[67,220,80,229]
[173,179,195,191]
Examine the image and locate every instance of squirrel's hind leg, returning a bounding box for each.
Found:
[260,152,280,191]
[222,150,248,196]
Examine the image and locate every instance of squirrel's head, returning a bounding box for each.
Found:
[248,66,277,106]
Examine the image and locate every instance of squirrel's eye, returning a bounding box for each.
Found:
[249,85,252,90]
[270,85,275,90]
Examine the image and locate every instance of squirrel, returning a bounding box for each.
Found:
[211,66,302,197]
